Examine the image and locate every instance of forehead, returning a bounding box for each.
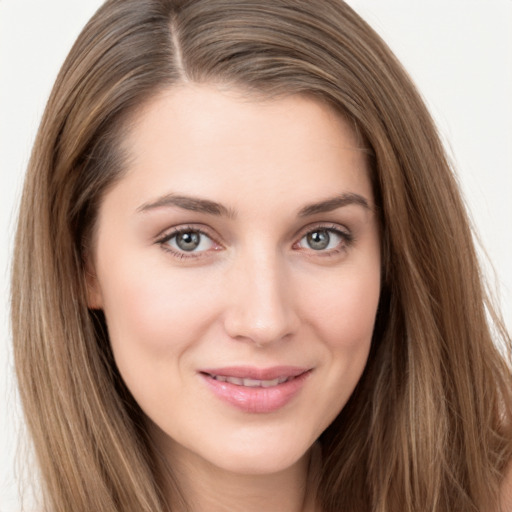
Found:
[108,83,373,215]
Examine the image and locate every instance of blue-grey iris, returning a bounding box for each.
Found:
[176,231,201,251]
[307,230,330,250]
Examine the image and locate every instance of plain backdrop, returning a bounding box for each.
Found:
[1,1,511,510]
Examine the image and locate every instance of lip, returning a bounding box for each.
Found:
[199,366,312,414]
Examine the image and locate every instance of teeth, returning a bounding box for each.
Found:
[260,378,280,388]
[243,378,264,387]
[210,375,291,387]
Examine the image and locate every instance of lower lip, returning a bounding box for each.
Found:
[200,371,311,414]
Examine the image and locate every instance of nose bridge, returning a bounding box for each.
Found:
[224,244,297,345]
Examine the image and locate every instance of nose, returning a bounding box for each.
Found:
[223,249,299,347]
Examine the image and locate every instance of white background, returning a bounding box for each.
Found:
[1,1,511,510]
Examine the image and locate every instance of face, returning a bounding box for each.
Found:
[88,84,381,477]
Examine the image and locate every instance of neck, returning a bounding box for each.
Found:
[153,434,320,512]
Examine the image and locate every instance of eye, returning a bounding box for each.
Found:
[296,227,352,252]
[159,228,218,255]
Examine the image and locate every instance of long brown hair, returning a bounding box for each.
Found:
[11,1,512,511]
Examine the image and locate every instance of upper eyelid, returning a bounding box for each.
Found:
[155,221,350,239]
[293,222,351,240]
[155,224,217,243]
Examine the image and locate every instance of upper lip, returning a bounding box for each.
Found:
[199,366,311,380]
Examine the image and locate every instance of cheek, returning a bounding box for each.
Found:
[96,259,220,413]
[286,262,381,439]
[306,265,381,352]
[98,255,204,355]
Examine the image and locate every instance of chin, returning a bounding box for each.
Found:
[199,431,315,476]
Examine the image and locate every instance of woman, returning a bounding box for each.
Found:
[10,0,512,511]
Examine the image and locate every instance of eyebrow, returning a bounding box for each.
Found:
[136,192,371,218]
[298,193,371,217]
[137,193,235,218]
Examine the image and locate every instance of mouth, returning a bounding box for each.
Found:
[199,366,312,413]
[205,374,293,388]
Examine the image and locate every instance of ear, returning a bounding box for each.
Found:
[84,259,103,310]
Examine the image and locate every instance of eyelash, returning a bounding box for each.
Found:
[294,224,354,257]
[156,225,219,260]
[156,224,354,260]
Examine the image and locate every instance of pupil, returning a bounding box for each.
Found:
[176,231,200,251]
[307,230,330,250]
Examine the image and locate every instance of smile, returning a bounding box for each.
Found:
[207,375,291,387]
[199,366,312,413]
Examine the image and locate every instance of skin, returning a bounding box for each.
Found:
[87,84,381,512]
[501,463,512,511]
